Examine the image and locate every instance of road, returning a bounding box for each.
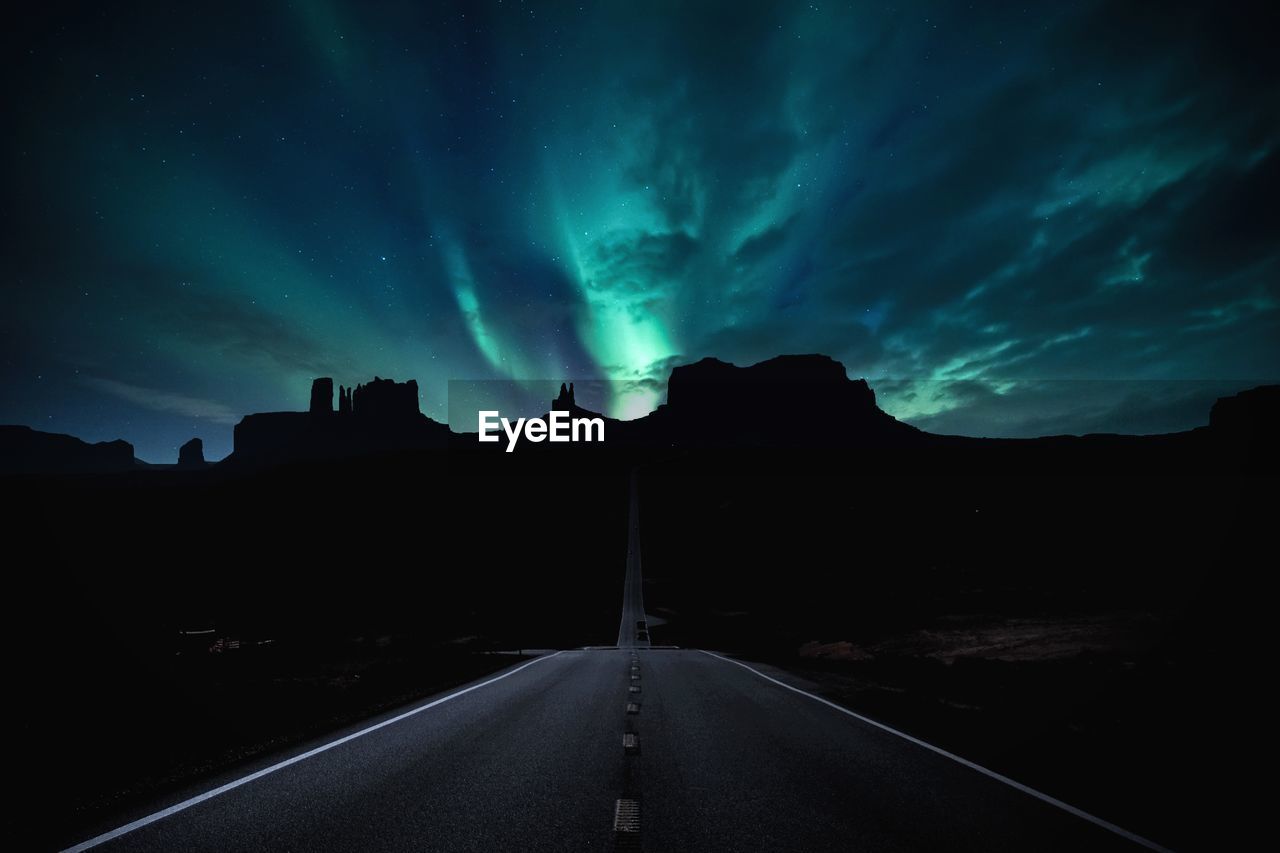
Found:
[617,470,650,649]
[59,475,1166,853]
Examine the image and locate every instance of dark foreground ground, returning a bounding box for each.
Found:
[638,455,1273,851]
[5,445,1274,850]
[8,451,629,844]
[49,649,1160,853]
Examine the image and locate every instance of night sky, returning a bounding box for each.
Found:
[4,1,1278,461]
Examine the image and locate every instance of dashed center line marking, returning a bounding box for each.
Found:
[623,732,640,754]
[613,798,640,832]
[613,797,642,853]
[626,702,640,714]
[629,685,641,693]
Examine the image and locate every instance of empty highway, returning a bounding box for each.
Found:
[617,470,650,649]
[57,474,1167,853]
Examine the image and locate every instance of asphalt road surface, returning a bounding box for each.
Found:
[617,470,650,649]
[58,475,1167,853]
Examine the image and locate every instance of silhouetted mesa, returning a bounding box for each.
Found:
[177,438,206,468]
[231,376,448,466]
[0,425,136,475]
[640,354,923,447]
[1209,385,1280,445]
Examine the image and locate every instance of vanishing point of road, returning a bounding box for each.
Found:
[58,471,1168,853]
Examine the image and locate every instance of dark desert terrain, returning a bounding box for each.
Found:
[4,356,1276,850]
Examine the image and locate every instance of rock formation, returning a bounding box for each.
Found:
[552,382,576,411]
[230,376,446,466]
[222,357,1280,467]
[351,377,419,419]
[310,378,334,414]
[648,354,916,447]
[1209,385,1279,442]
[177,437,206,468]
[664,354,877,414]
[0,426,136,475]
[1206,384,1280,466]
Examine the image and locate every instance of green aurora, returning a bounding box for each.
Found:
[4,1,1277,459]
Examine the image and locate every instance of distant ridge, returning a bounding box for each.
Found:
[3,356,1278,474]
[0,425,136,475]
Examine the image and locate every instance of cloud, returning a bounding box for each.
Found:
[732,217,797,266]
[582,230,698,301]
[148,289,345,377]
[84,377,240,425]
[878,379,1273,438]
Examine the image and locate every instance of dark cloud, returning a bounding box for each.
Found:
[585,231,699,298]
[732,217,797,266]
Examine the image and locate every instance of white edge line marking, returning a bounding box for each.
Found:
[698,650,1173,853]
[62,651,566,853]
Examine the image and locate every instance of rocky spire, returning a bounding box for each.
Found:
[350,377,419,418]
[552,381,576,411]
[177,437,205,467]
[310,377,334,414]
